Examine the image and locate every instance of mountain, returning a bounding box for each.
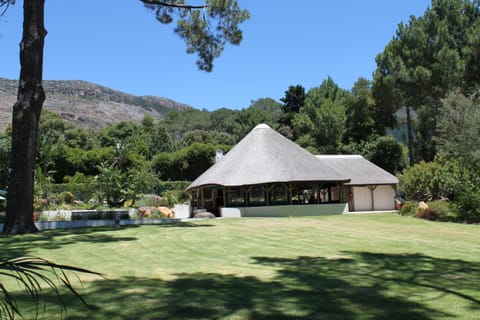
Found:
[0,78,191,132]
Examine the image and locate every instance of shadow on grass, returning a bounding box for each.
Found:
[0,226,138,259]
[0,221,214,259]
[12,252,480,319]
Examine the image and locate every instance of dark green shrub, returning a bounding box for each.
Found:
[142,195,162,207]
[71,210,129,220]
[365,135,406,174]
[399,159,464,201]
[428,201,454,221]
[60,191,74,204]
[177,190,191,203]
[156,181,191,195]
[47,193,63,207]
[150,208,164,219]
[161,190,178,207]
[451,186,480,223]
[399,201,416,216]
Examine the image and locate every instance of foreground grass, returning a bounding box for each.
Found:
[1,213,479,319]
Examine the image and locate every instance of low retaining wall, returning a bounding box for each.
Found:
[0,208,189,231]
[40,209,131,221]
[221,203,348,218]
[0,218,184,231]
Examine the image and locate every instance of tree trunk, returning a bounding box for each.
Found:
[2,0,46,235]
[405,105,414,167]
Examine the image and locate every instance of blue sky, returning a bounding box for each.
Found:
[1,1,431,111]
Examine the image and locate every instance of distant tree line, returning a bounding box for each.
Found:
[0,71,478,212]
[0,74,403,196]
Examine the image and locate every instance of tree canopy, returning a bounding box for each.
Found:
[372,0,480,164]
[141,0,249,72]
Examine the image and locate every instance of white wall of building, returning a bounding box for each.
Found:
[352,185,396,211]
[352,187,373,211]
[373,185,396,211]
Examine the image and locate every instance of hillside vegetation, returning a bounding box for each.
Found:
[0,78,191,132]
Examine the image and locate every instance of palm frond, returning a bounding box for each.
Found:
[0,256,103,320]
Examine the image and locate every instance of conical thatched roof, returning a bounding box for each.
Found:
[187,124,349,190]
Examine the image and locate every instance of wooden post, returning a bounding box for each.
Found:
[288,183,293,205]
[222,187,226,207]
[367,185,377,211]
[266,184,274,206]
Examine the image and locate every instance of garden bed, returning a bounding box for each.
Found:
[0,207,191,231]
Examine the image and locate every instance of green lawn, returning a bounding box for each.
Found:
[1,213,480,319]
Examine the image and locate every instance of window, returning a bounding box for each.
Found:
[203,188,213,201]
[191,189,200,208]
[226,188,245,207]
[248,185,266,206]
[319,187,330,203]
[291,183,317,204]
[270,184,288,205]
[330,185,340,202]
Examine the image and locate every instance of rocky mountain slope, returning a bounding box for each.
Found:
[0,78,191,132]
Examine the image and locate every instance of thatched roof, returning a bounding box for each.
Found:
[187,124,349,190]
[315,155,398,185]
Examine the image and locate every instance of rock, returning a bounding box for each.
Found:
[416,201,432,220]
[157,206,174,218]
[193,212,216,219]
[138,206,153,219]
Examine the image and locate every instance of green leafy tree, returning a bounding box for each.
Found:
[249,97,282,122]
[163,108,213,143]
[364,136,405,174]
[97,121,139,148]
[313,76,349,104]
[153,142,229,181]
[452,185,480,223]
[372,0,480,165]
[33,165,54,204]
[0,133,11,189]
[293,79,347,153]
[64,172,96,203]
[210,108,241,138]
[127,162,161,204]
[142,0,249,72]
[435,90,480,170]
[344,78,376,144]
[234,107,277,138]
[148,124,174,156]
[2,0,249,234]
[95,162,128,208]
[141,114,155,128]
[279,85,306,129]
[179,130,236,148]
[152,152,174,180]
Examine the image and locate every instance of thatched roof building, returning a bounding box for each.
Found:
[188,124,349,189]
[187,124,350,217]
